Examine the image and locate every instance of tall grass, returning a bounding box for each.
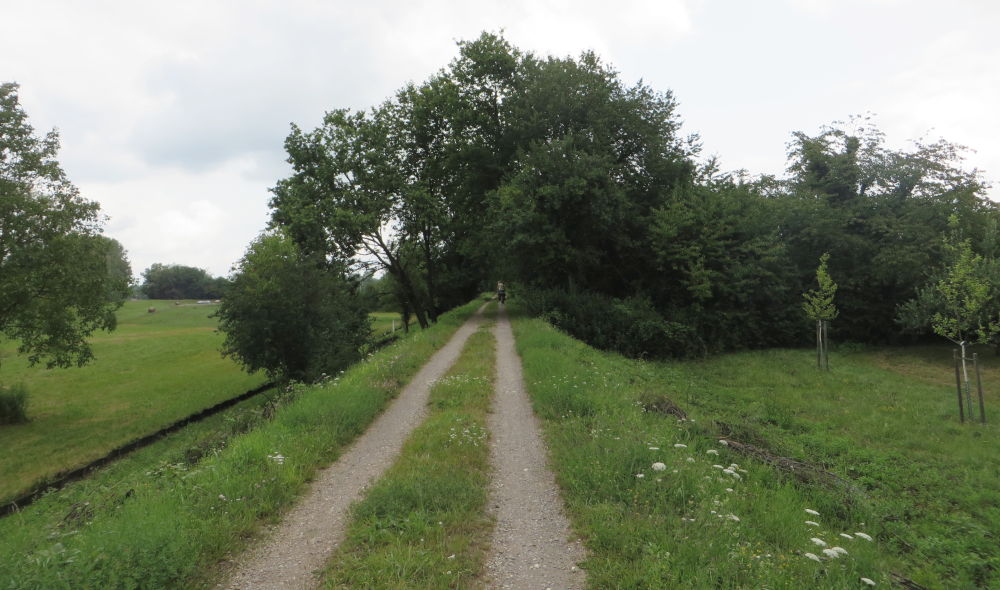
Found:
[0,298,484,590]
[509,308,998,589]
[322,314,497,589]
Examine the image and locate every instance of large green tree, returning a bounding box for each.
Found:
[216,231,370,382]
[0,82,130,369]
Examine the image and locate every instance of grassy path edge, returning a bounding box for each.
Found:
[0,297,487,590]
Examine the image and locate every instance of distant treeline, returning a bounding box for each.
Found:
[138,263,229,300]
[225,32,997,372]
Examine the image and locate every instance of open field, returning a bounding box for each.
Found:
[370,312,403,336]
[0,300,266,504]
[0,298,485,589]
[510,309,999,589]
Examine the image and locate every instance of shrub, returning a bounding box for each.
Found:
[519,288,691,358]
[0,383,29,424]
[217,232,371,383]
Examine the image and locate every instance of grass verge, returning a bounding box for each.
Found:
[0,297,485,590]
[509,307,999,589]
[322,311,496,589]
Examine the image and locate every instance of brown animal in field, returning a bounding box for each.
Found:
[147,307,156,313]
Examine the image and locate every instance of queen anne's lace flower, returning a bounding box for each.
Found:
[811,537,827,546]
[860,577,876,586]
[855,532,873,541]
[822,548,840,559]
[652,462,666,471]
[805,508,820,516]
[804,552,821,562]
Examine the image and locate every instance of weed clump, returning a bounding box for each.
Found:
[0,383,29,424]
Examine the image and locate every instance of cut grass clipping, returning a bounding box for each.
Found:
[510,308,998,589]
[323,313,496,589]
[0,298,484,590]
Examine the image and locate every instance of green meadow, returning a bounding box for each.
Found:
[0,300,265,504]
[0,298,484,589]
[510,309,999,589]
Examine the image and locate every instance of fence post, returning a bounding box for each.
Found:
[974,353,986,424]
[954,349,965,423]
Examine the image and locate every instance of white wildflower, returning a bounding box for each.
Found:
[860,577,876,586]
[726,514,740,522]
[855,532,873,541]
[719,439,729,446]
[648,446,660,450]
[831,546,848,556]
[706,449,719,455]
[804,552,821,562]
[725,488,734,493]
[652,462,667,471]
[218,494,227,501]
[840,533,854,540]
[822,548,840,559]
[686,457,695,463]
[811,537,827,546]
[805,508,820,516]
[636,473,645,478]
[713,464,725,469]
[674,443,688,448]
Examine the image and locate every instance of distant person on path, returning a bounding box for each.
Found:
[497,281,506,304]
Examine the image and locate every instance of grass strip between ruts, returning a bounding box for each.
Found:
[321,311,497,589]
[0,297,487,590]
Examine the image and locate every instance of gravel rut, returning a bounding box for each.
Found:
[484,307,587,589]
[218,307,484,590]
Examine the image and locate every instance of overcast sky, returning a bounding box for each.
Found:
[4,0,997,278]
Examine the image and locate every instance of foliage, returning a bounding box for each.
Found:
[271,33,996,357]
[140,263,226,300]
[518,287,691,358]
[898,217,1000,350]
[803,253,838,321]
[0,82,130,369]
[216,232,370,382]
[0,383,28,425]
[931,232,998,346]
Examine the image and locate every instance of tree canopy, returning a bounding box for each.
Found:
[269,33,997,358]
[140,263,228,300]
[0,82,131,368]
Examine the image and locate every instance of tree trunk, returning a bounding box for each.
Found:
[422,231,439,323]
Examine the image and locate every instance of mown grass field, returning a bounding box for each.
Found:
[0,298,485,590]
[370,312,403,336]
[0,300,265,504]
[510,308,999,589]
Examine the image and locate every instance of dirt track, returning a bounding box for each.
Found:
[484,307,587,589]
[218,304,586,588]
[218,308,484,590]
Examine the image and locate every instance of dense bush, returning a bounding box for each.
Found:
[0,383,29,424]
[519,288,692,358]
[216,232,371,383]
